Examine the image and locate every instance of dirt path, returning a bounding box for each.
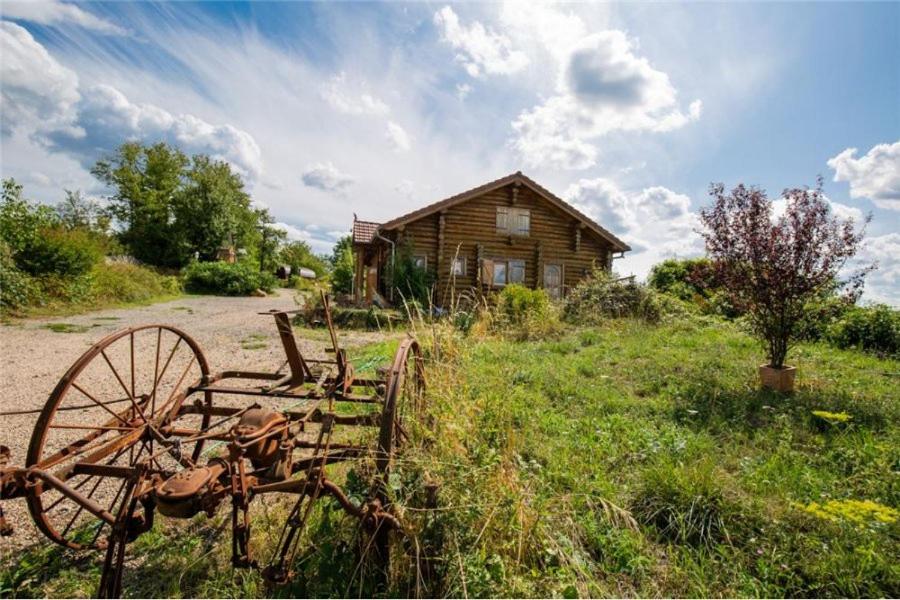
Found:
[0,290,393,557]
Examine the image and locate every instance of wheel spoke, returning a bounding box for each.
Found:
[100,349,146,425]
[70,383,132,428]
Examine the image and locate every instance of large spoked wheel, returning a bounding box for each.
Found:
[25,325,210,549]
[359,338,425,587]
[376,338,425,483]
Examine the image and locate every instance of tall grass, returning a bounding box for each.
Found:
[2,313,897,597]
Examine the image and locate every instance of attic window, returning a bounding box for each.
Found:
[496,207,530,236]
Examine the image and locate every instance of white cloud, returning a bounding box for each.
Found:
[827,141,900,210]
[854,233,900,306]
[301,162,355,192]
[433,6,528,78]
[772,194,865,224]
[394,178,415,200]
[321,72,390,116]
[44,84,263,179]
[1,0,127,35]
[0,21,80,134]
[455,83,472,100]
[509,25,701,169]
[565,177,702,276]
[386,121,411,152]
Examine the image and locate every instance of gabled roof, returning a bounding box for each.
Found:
[379,171,630,252]
[352,219,380,244]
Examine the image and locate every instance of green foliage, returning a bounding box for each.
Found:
[90,262,181,304]
[632,458,742,546]
[91,142,276,268]
[171,155,259,263]
[182,260,276,296]
[648,258,714,300]
[330,235,354,295]
[17,227,104,278]
[384,240,434,305]
[0,240,34,310]
[825,304,899,356]
[496,284,551,323]
[563,269,664,324]
[1,178,58,256]
[279,240,329,278]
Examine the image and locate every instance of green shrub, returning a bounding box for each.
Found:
[183,261,276,296]
[563,270,663,324]
[16,227,103,278]
[496,284,550,324]
[90,263,181,304]
[632,459,747,547]
[826,304,899,356]
[0,241,35,311]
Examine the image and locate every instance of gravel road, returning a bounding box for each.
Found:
[0,290,392,559]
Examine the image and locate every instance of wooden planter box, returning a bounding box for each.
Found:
[759,364,797,392]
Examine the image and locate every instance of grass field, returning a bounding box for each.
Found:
[1,316,897,598]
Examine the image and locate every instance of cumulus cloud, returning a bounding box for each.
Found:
[565,177,702,274]
[854,233,900,305]
[301,162,354,193]
[509,25,701,169]
[827,141,900,210]
[456,83,472,100]
[0,21,80,134]
[321,72,389,116]
[1,24,263,180]
[386,121,411,152]
[1,0,127,35]
[433,6,528,78]
[44,84,263,179]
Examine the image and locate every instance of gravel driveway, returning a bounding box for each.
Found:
[0,290,392,558]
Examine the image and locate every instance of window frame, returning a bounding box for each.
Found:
[496,207,531,236]
[485,258,526,287]
[450,256,467,276]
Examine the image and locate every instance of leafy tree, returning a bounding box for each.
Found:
[172,155,255,263]
[92,142,188,267]
[698,178,871,369]
[330,235,354,294]
[1,178,58,256]
[56,190,106,232]
[279,240,329,277]
[385,240,433,305]
[253,209,287,274]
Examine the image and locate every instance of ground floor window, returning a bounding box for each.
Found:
[451,257,466,276]
[413,255,427,269]
[483,258,526,287]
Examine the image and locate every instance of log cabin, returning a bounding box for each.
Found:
[351,171,630,306]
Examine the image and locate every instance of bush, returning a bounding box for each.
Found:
[90,263,181,304]
[826,304,899,356]
[0,241,35,311]
[632,459,747,547]
[496,284,551,324]
[17,227,103,278]
[183,261,276,296]
[563,270,663,324]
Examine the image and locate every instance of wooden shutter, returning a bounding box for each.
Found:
[496,207,509,233]
[480,259,494,286]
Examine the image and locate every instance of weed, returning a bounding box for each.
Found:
[43,322,90,333]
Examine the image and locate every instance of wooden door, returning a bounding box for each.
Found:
[365,266,377,303]
[543,264,562,299]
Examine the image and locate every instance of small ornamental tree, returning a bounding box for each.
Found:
[699,178,871,369]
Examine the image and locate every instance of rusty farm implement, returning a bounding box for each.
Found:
[0,295,424,597]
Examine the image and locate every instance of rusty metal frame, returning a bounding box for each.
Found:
[0,292,424,598]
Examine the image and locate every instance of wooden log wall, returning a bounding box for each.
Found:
[383,182,615,304]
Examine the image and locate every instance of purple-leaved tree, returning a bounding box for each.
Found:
[699,177,872,370]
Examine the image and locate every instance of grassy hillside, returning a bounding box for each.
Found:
[2,318,897,597]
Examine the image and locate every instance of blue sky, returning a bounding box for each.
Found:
[1,1,898,302]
